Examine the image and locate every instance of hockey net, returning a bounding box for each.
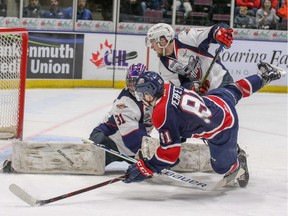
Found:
[0,28,28,140]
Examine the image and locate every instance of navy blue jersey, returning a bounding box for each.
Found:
[149,75,262,173]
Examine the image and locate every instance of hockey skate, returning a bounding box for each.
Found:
[236,146,249,188]
[257,61,283,86]
[222,145,249,188]
[1,160,14,173]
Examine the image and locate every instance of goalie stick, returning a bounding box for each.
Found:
[83,139,233,191]
[9,175,127,206]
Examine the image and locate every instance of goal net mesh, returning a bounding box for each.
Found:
[0,31,26,139]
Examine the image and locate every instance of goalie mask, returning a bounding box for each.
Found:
[126,63,147,97]
[134,71,164,107]
[145,23,175,53]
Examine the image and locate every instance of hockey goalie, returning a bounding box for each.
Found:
[1,63,212,175]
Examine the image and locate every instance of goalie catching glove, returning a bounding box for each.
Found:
[123,159,158,183]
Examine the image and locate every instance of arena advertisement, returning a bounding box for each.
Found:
[24,32,287,87]
[82,33,148,81]
[82,34,288,86]
[26,33,84,79]
[206,40,287,86]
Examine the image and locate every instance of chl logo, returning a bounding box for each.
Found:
[90,39,128,68]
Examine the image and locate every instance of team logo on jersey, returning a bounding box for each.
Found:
[187,55,202,80]
[116,103,128,110]
[184,28,191,35]
[168,55,203,80]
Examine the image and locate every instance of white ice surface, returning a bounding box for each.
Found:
[0,88,287,216]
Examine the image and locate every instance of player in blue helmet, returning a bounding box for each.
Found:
[134,71,165,107]
[1,63,215,175]
[124,61,285,188]
[89,64,213,172]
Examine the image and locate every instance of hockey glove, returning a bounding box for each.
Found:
[89,128,107,144]
[215,27,234,49]
[191,80,210,95]
[123,159,157,183]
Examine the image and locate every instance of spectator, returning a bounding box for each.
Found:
[0,0,7,17]
[235,0,261,16]
[65,0,93,20]
[277,0,288,18]
[101,0,113,20]
[160,0,170,16]
[173,0,192,17]
[141,0,161,14]
[41,0,66,19]
[120,0,142,16]
[256,0,280,29]
[234,6,255,28]
[23,0,42,18]
[271,0,280,9]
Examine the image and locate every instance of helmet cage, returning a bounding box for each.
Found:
[126,63,147,96]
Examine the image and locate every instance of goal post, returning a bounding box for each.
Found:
[0,28,28,140]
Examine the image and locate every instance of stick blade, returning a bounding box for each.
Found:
[9,184,39,206]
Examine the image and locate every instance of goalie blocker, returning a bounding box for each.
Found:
[6,137,212,175]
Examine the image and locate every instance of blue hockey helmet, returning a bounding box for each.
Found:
[134,71,164,106]
[126,63,147,96]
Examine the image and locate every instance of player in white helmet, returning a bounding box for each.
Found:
[146,23,234,95]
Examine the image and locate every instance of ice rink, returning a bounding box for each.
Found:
[0,88,287,216]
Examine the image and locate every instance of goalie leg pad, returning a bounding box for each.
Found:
[171,142,213,172]
[136,137,212,172]
[12,141,105,175]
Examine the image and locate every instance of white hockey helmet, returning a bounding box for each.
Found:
[145,23,175,48]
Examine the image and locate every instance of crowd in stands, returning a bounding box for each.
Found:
[234,0,287,29]
[1,0,285,30]
[23,0,93,20]
[118,0,287,30]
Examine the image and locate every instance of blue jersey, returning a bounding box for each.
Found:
[96,88,153,155]
[149,75,262,173]
[65,7,93,20]
[42,8,66,19]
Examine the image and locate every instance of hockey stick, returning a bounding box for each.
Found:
[201,44,224,86]
[9,175,127,206]
[83,139,223,191]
